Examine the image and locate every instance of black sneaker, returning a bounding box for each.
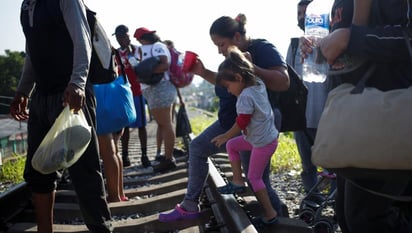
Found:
[122,157,131,167]
[155,153,165,161]
[141,155,151,168]
[173,148,187,157]
[153,158,176,172]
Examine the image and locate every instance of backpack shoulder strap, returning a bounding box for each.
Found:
[290,38,299,67]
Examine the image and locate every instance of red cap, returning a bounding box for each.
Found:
[134,27,156,40]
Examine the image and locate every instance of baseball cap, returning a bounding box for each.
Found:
[113,25,129,36]
[134,27,156,40]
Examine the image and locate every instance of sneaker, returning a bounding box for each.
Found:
[122,156,131,167]
[155,153,165,161]
[173,148,186,157]
[216,182,246,194]
[141,155,151,168]
[158,204,201,222]
[153,158,176,172]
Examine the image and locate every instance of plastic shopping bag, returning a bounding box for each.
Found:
[32,106,92,174]
[94,75,136,135]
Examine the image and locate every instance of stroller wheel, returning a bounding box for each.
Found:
[299,208,315,225]
[313,218,334,233]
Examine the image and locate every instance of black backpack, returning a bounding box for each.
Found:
[85,8,117,84]
[276,64,308,132]
[248,39,308,132]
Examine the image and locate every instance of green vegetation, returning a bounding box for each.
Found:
[0,153,26,184]
[271,133,302,173]
[189,112,216,136]
[0,109,302,185]
[0,50,25,114]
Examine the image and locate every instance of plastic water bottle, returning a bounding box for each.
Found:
[302,0,333,83]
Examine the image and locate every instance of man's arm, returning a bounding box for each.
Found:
[60,0,91,90]
[60,0,91,112]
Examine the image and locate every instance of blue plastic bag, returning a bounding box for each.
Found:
[93,75,136,135]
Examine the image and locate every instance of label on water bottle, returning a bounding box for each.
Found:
[305,13,330,36]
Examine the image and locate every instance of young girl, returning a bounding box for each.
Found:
[211,47,279,226]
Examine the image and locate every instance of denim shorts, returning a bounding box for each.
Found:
[142,80,177,110]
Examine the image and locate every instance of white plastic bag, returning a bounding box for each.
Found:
[32,106,92,174]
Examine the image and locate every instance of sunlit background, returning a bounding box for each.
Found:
[0,0,302,85]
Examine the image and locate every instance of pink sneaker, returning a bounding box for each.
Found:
[158,204,201,222]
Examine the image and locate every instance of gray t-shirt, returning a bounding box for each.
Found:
[237,79,278,147]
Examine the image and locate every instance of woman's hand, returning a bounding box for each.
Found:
[190,58,206,77]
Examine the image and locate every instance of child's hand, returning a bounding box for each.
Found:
[211,134,228,148]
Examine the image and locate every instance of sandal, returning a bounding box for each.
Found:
[217,182,246,194]
[158,204,201,222]
[251,216,279,230]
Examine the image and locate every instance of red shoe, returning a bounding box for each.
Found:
[121,196,129,201]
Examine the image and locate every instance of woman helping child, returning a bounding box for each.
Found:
[211,47,279,227]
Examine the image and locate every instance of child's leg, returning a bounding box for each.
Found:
[248,139,278,220]
[226,136,253,186]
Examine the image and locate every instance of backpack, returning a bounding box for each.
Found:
[248,39,308,132]
[168,47,194,88]
[85,9,117,84]
[276,64,308,132]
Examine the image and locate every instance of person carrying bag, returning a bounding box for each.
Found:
[94,49,136,135]
[309,0,412,232]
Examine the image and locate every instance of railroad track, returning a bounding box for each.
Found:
[1,119,313,233]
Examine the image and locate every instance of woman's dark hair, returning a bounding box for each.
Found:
[139,32,161,44]
[216,47,256,87]
[209,13,247,39]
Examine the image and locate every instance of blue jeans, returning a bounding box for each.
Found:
[293,128,318,193]
[183,121,229,206]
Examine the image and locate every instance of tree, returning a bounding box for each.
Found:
[0,50,25,114]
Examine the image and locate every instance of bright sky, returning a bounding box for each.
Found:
[0,0,302,84]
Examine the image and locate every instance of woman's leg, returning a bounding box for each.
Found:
[183,121,231,209]
[113,131,126,199]
[151,105,175,160]
[98,134,121,202]
[156,125,162,156]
